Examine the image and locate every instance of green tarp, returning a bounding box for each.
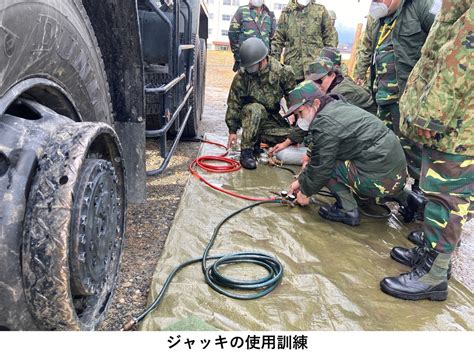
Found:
[140,135,473,331]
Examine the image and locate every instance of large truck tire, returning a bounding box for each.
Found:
[183,37,202,138]
[0,0,124,330]
[22,121,126,331]
[0,0,113,125]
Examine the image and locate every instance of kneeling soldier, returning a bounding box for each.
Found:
[225,38,296,169]
[285,81,407,226]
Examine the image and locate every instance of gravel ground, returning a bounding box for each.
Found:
[100,51,234,330]
[100,50,472,330]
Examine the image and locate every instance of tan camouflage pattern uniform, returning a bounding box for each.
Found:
[271,0,338,81]
[399,0,474,254]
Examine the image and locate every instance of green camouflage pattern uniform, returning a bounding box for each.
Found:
[354,15,375,84]
[373,6,403,132]
[228,4,276,66]
[399,0,474,254]
[371,0,438,180]
[319,47,349,77]
[271,0,338,81]
[225,57,296,149]
[287,82,407,211]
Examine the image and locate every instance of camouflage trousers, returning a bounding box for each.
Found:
[240,103,290,150]
[420,147,474,254]
[378,103,422,181]
[326,160,407,211]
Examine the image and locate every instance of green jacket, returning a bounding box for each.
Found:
[271,0,337,80]
[331,76,377,115]
[369,0,437,95]
[298,100,407,196]
[225,57,296,133]
[400,0,473,156]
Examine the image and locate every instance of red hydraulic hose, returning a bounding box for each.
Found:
[189,140,276,202]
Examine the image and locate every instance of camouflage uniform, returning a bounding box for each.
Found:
[370,0,438,180]
[328,10,339,46]
[228,4,276,69]
[225,57,296,149]
[286,82,407,211]
[354,15,375,84]
[271,0,337,81]
[319,46,350,76]
[399,0,473,254]
[320,47,341,67]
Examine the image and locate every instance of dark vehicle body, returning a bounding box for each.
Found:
[0,0,208,330]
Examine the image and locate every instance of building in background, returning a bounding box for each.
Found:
[207,0,286,50]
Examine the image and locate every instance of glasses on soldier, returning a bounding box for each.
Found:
[315,75,327,85]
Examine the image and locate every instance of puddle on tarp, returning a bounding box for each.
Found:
[140,135,474,331]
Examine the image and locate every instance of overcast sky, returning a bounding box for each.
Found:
[317,0,372,30]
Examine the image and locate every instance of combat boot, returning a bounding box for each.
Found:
[380,249,450,301]
[240,149,257,170]
[408,230,425,247]
[391,246,452,279]
[399,190,428,223]
[408,229,461,248]
[318,203,360,226]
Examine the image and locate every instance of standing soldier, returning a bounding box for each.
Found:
[381,0,473,301]
[360,0,440,182]
[328,10,339,46]
[225,38,296,169]
[354,15,375,86]
[271,0,337,82]
[228,1,276,72]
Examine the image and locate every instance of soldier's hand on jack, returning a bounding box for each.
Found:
[415,126,437,139]
[288,179,300,196]
[227,133,238,149]
[296,191,310,206]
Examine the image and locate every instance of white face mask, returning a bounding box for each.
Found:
[369,1,389,20]
[250,0,264,7]
[297,0,311,7]
[296,117,312,131]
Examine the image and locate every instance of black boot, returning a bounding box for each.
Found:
[399,190,428,222]
[240,149,256,170]
[380,249,450,301]
[391,246,452,279]
[408,229,425,247]
[319,203,360,226]
[408,229,461,248]
[390,246,426,267]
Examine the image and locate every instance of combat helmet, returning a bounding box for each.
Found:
[240,37,269,70]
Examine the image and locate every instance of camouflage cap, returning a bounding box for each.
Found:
[305,57,334,81]
[283,80,325,118]
[319,47,341,66]
[328,10,336,20]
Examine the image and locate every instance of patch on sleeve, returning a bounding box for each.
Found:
[429,0,442,15]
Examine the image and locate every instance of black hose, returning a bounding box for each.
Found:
[122,200,284,330]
